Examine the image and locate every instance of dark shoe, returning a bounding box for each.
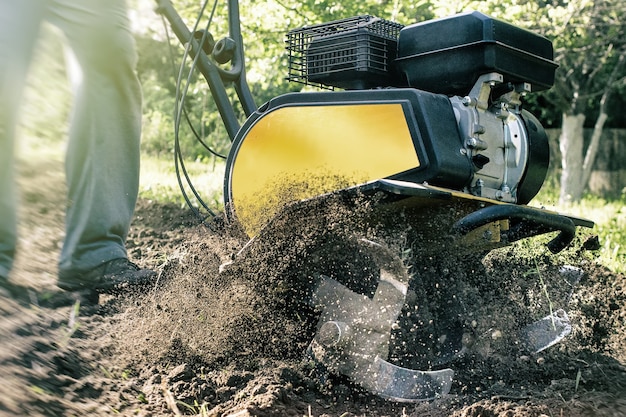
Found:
[0,274,34,304]
[58,258,157,295]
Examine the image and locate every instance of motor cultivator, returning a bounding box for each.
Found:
[156,0,594,402]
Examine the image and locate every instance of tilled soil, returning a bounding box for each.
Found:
[1,156,625,417]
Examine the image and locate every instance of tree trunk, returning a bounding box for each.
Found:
[580,111,608,191]
[559,113,585,204]
[578,51,625,201]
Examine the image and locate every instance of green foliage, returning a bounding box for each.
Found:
[567,194,626,274]
[139,154,225,210]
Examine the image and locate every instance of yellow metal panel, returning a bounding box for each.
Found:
[230,103,419,235]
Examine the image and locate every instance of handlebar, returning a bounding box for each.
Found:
[154,0,256,141]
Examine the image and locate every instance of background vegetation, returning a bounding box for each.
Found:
[16,0,625,273]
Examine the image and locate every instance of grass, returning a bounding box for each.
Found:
[139,154,225,212]
[532,187,626,274]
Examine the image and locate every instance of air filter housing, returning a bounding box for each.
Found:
[395,11,557,96]
[286,16,404,90]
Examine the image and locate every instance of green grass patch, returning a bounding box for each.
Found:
[139,154,225,212]
[532,187,626,274]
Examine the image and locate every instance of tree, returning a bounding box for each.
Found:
[546,0,626,203]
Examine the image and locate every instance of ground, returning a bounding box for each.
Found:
[1,153,625,417]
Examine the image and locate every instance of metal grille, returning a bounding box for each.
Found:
[286,16,404,89]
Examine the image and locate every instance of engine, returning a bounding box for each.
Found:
[447,74,550,204]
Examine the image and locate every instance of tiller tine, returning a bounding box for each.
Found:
[519,309,572,353]
[309,239,453,401]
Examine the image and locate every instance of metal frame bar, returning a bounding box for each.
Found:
[155,0,257,141]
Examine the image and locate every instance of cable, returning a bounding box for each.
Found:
[160,0,224,225]
[161,16,226,159]
[161,14,226,159]
[162,23,226,158]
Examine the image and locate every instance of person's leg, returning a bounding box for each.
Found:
[0,1,47,279]
[48,0,146,287]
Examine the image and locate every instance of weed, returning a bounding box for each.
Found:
[58,300,81,347]
[532,259,557,330]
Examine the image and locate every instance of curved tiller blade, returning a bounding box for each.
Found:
[519,308,572,353]
[367,356,453,402]
[309,239,454,402]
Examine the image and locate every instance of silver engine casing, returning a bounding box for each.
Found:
[451,73,535,203]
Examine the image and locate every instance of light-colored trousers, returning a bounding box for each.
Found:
[0,0,142,279]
